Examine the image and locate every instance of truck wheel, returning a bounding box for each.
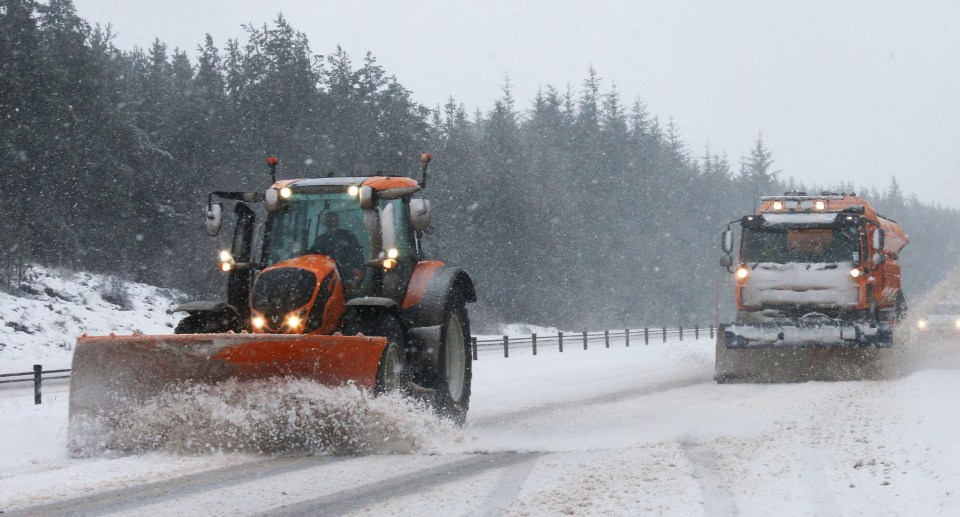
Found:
[343,310,405,395]
[895,291,907,326]
[433,302,472,425]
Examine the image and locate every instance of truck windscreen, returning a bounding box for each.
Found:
[741,225,859,264]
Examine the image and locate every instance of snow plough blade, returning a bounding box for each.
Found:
[68,333,388,435]
[714,323,891,382]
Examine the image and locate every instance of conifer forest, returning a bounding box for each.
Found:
[2,0,958,328]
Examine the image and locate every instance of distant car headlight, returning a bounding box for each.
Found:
[917,319,928,330]
[955,320,960,330]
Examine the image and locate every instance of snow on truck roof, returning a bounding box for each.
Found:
[756,193,909,254]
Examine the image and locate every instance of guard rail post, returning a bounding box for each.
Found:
[604,330,610,348]
[644,327,649,345]
[532,333,537,356]
[33,364,42,405]
[583,331,588,350]
[625,329,630,347]
[503,336,509,358]
[695,325,699,339]
[472,337,478,360]
[710,325,714,339]
[558,331,564,352]
[662,326,667,343]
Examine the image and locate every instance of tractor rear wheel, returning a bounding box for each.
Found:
[433,302,472,425]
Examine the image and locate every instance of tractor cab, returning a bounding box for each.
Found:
[203,157,435,334]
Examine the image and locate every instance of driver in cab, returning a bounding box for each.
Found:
[311,211,365,291]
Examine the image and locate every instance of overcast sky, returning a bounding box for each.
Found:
[72,0,960,208]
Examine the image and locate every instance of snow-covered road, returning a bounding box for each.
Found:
[3,333,960,516]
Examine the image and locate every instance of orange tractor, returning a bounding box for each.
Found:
[716,192,908,381]
[69,154,476,432]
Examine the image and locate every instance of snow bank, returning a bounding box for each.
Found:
[0,265,183,371]
[497,323,561,337]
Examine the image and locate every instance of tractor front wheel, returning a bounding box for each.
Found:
[343,309,406,395]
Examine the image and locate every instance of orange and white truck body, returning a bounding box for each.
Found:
[716,192,908,380]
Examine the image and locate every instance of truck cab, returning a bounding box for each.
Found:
[719,192,908,348]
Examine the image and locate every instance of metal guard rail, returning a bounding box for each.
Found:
[1,325,715,403]
[0,365,71,404]
[471,325,716,359]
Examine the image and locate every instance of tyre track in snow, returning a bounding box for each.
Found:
[5,452,542,517]
[254,452,542,516]
[468,376,710,428]
[679,441,739,516]
[2,455,354,516]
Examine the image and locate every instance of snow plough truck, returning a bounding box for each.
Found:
[715,192,908,382]
[68,154,476,437]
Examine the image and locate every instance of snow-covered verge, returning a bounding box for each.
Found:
[0,265,183,371]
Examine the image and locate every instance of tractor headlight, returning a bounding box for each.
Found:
[735,266,749,280]
[279,187,293,199]
[285,314,302,329]
[383,258,397,270]
[219,262,233,272]
[386,247,399,259]
[347,184,360,197]
[917,319,928,330]
[252,316,266,330]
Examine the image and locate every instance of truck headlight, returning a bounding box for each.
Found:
[735,266,749,279]
[849,268,861,278]
[219,250,235,272]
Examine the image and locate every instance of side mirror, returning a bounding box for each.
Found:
[265,188,279,211]
[721,230,733,253]
[205,203,223,236]
[720,254,733,268]
[409,199,432,232]
[359,186,375,209]
[872,228,885,251]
